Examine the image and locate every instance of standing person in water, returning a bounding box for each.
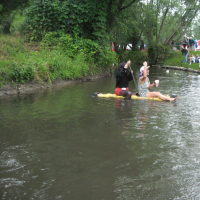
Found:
[115,60,139,100]
[138,61,177,102]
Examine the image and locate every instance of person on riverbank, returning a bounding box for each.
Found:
[138,61,177,102]
[171,40,174,49]
[115,60,139,100]
[195,54,200,63]
[182,37,188,49]
[181,47,189,63]
[189,54,195,65]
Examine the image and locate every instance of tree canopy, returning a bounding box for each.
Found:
[0,0,30,16]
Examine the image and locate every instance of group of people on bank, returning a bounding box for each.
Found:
[180,36,200,64]
[181,37,198,50]
[181,47,200,65]
[115,60,178,102]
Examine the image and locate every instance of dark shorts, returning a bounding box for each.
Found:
[195,58,199,63]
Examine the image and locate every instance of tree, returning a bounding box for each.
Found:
[111,10,142,52]
[0,0,31,33]
[138,0,200,64]
[0,0,30,16]
[23,0,140,42]
[193,19,200,39]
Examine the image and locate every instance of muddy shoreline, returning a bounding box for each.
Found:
[0,73,111,98]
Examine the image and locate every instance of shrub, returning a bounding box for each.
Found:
[10,12,27,35]
[119,51,147,65]
[9,63,35,83]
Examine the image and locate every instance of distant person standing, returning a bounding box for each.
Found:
[171,40,174,49]
[181,47,189,63]
[186,38,189,49]
[140,38,144,51]
[188,38,195,50]
[182,37,188,49]
[195,40,198,50]
[191,38,195,50]
[188,38,192,48]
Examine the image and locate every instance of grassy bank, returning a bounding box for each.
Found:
[0,34,150,89]
[1,34,198,90]
[0,34,118,87]
[162,50,200,70]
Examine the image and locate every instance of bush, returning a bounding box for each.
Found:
[10,12,27,35]
[0,34,118,86]
[9,63,35,83]
[41,32,118,71]
[118,51,147,65]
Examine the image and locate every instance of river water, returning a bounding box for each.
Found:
[1,66,200,200]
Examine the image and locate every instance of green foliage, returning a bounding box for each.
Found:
[9,62,35,83]
[24,0,109,42]
[35,50,90,81]
[42,32,79,58]
[0,0,30,34]
[0,0,30,17]
[118,51,147,65]
[0,34,118,86]
[41,31,118,68]
[10,11,27,35]
[0,34,27,55]
[163,51,200,70]
[0,60,11,86]
[110,2,142,53]
[193,19,200,39]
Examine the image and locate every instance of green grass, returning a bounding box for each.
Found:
[2,34,198,88]
[0,34,117,86]
[163,50,200,70]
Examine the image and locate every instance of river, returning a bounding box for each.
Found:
[1,66,200,199]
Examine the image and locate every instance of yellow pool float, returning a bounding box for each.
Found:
[94,92,172,101]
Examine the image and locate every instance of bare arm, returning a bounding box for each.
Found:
[124,60,131,69]
[149,81,155,89]
[139,62,148,84]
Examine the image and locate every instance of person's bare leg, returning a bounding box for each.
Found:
[146,92,177,102]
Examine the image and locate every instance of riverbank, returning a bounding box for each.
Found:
[1,64,199,98]
[0,34,117,94]
[0,72,112,97]
[159,64,200,73]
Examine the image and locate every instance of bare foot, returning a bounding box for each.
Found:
[170,97,178,102]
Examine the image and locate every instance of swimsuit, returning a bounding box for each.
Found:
[138,77,150,97]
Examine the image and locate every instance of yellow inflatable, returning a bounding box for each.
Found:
[95,93,171,101]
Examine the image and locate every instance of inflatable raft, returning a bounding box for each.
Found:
[94,92,176,101]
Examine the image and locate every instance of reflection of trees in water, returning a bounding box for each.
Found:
[114,99,134,132]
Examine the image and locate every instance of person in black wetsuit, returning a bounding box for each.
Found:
[115,60,139,100]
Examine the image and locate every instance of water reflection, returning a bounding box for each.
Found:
[1,68,200,199]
